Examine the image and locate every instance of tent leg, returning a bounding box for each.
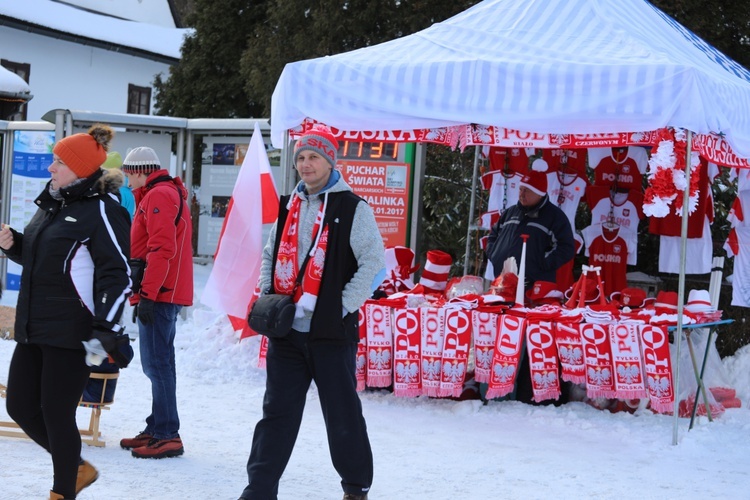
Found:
[463,146,481,275]
[672,129,694,445]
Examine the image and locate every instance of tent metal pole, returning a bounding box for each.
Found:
[464,146,481,275]
[671,130,693,445]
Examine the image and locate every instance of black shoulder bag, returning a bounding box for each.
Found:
[249,215,320,339]
[248,251,314,338]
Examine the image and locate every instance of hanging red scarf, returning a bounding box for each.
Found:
[274,194,328,316]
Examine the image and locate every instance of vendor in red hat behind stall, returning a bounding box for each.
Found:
[484,158,575,405]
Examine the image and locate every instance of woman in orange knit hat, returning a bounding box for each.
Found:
[0,124,132,500]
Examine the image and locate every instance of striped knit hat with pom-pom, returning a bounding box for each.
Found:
[53,123,114,178]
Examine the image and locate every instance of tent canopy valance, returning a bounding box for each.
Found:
[271,0,750,163]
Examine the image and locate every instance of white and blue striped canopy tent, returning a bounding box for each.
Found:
[271,0,750,158]
[271,0,750,444]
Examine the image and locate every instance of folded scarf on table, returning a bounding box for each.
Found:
[392,308,422,397]
[420,307,445,397]
[439,307,472,397]
[526,320,561,402]
[486,315,526,399]
[638,324,675,414]
[365,301,394,388]
[580,323,617,399]
[609,323,648,399]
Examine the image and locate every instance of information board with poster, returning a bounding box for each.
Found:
[197,136,281,256]
[336,141,415,247]
[5,130,55,290]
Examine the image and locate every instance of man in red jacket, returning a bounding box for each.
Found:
[118,147,194,459]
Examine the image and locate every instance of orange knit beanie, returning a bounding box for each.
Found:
[53,124,114,178]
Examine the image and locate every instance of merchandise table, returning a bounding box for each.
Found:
[668,319,733,429]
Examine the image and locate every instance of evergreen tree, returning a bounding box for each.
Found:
[239,1,478,117]
[153,0,269,118]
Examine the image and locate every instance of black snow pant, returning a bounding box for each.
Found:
[241,330,373,500]
[6,342,90,498]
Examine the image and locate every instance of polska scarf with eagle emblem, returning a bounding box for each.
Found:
[274,193,329,317]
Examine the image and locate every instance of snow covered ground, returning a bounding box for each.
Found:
[1,262,749,499]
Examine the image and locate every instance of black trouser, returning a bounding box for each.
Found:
[241,330,373,499]
[6,342,90,498]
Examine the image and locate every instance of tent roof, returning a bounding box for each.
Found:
[270,0,750,158]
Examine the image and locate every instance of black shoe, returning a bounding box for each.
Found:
[343,494,368,500]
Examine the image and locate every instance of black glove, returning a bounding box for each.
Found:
[137,298,156,325]
[90,329,134,368]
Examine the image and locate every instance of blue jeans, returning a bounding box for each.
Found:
[138,302,182,440]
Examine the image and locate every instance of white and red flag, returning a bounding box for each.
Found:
[201,122,279,339]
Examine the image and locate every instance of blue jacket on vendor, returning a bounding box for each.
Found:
[486,194,575,286]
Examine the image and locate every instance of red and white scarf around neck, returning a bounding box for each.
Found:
[274,193,329,316]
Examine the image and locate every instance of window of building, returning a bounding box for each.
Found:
[1,59,31,121]
[127,84,151,115]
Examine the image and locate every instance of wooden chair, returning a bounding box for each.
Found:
[0,382,28,440]
[78,372,119,447]
[0,372,119,447]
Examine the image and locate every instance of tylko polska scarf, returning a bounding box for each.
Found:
[274,193,329,318]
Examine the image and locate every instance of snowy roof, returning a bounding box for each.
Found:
[0,0,192,61]
[0,65,31,99]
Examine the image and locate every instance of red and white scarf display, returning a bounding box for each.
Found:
[486,315,526,400]
[356,306,368,391]
[257,335,269,369]
[609,323,648,399]
[472,311,499,384]
[420,307,446,397]
[526,320,561,402]
[638,324,675,413]
[439,308,472,398]
[555,321,586,384]
[365,301,394,388]
[580,323,617,399]
[392,308,423,397]
[274,194,329,316]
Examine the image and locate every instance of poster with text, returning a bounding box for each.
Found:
[6,130,55,290]
[337,160,411,247]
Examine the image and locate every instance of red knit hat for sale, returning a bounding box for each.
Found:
[419,250,453,293]
[654,290,679,314]
[53,123,113,178]
[294,124,339,169]
[526,281,564,305]
[519,158,549,196]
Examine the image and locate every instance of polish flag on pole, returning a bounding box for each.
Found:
[201,122,279,338]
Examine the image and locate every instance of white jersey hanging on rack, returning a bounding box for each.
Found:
[729,167,750,192]
[588,146,649,191]
[724,226,750,307]
[587,185,643,232]
[547,170,588,229]
[481,169,523,214]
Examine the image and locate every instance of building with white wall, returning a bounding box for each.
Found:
[0,0,190,120]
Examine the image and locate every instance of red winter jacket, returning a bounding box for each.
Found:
[130,170,193,306]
